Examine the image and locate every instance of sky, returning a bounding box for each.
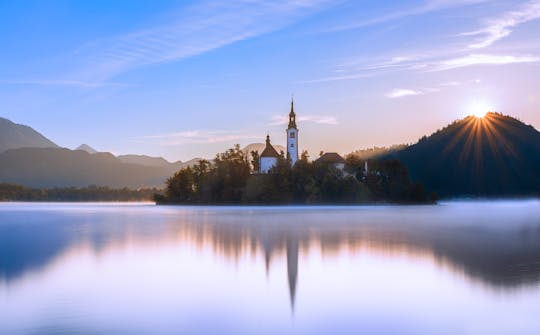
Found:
[1,0,539,161]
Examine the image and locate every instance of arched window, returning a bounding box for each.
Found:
[290,132,295,138]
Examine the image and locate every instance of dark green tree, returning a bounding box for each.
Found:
[250,150,260,173]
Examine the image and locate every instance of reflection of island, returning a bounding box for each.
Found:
[2,204,540,308]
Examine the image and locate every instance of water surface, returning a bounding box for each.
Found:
[1,201,540,334]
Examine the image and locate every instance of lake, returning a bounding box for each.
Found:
[1,201,540,335]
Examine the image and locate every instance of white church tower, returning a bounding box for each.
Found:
[286,99,298,165]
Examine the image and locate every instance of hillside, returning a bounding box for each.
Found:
[387,113,540,197]
[0,148,177,188]
[0,117,58,152]
[349,145,408,160]
[117,154,180,168]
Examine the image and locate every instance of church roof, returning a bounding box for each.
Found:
[316,152,346,164]
[260,135,280,158]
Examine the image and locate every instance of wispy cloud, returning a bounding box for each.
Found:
[434,53,540,70]
[269,115,339,125]
[385,88,424,99]
[134,130,260,146]
[462,0,540,49]
[0,79,122,88]
[71,0,334,82]
[303,50,539,83]
[440,81,462,87]
[322,0,488,33]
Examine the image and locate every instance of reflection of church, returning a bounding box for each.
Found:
[259,99,346,173]
[261,233,299,310]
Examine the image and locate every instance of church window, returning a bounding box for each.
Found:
[290,132,295,138]
[290,144,294,148]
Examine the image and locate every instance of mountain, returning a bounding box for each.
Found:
[75,144,98,154]
[0,117,58,153]
[0,148,176,188]
[0,147,204,188]
[386,113,540,197]
[118,154,179,168]
[0,116,204,188]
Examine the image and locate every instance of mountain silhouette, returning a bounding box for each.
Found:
[75,144,98,154]
[0,117,58,153]
[0,117,201,188]
[0,148,178,188]
[387,113,540,196]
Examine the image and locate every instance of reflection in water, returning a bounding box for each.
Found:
[286,238,298,309]
[1,201,540,334]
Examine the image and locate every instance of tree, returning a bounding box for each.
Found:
[300,150,309,163]
[166,167,195,201]
[250,150,260,173]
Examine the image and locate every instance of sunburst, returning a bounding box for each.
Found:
[467,101,490,118]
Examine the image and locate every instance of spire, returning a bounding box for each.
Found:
[288,98,297,129]
[266,134,270,145]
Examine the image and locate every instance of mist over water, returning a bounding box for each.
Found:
[1,201,540,334]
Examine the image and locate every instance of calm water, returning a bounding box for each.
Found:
[1,202,540,335]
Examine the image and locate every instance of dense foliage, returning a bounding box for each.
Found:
[157,145,432,204]
[0,183,158,202]
[386,113,540,197]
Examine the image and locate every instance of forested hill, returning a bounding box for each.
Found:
[386,113,540,197]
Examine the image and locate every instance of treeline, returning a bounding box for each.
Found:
[156,145,434,205]
[0,183,158,202]
[348,144,408,160]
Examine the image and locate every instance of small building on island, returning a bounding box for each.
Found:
[260,135,280,173]
[316,152,346,170]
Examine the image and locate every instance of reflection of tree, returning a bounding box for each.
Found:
[2,206,540,304]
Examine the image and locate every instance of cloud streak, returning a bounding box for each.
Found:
[269,115,339,125]
[463,0,540,49]
[0,79,122,88]
[134,130,260,146]
[385,88,424,99]
[322,0,488,33]
[72,0,334,82]
[303,51,539,83]
[434,53,540,70]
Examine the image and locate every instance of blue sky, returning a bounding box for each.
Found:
[1,0,539,161]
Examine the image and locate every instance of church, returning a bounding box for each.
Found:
[259,100,345,173]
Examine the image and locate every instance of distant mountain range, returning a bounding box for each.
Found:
[386,113,540,197]
[0,117,200,188]
[0,117,58,152]
[2,114,539,195]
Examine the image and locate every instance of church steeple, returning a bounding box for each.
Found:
[288,99,297,129]
[286,98,299,165]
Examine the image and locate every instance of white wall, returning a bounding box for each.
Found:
[260,157,278,173]
[334,163,345,171]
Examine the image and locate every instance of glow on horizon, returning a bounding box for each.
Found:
[467,100,491,118]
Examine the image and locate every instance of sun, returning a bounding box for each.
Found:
[467,101,490,118]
